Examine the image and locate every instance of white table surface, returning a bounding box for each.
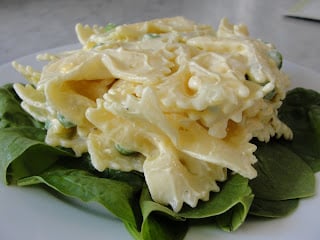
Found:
[0,0,319,73]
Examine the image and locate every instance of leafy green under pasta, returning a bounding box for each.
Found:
[278,88,320,172]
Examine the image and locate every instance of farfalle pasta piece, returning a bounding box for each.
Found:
[13,83,52,122]
[12,61,41,85]
[143,139,227,212]
[40,51,114,126]
[101,48,174,83]
[75,23,106,45]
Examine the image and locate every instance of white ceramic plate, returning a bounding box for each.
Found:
[0,46,320,240]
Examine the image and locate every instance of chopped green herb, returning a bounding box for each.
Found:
[268,50,283,69]
[44,120,51,130]
[264,89,277,101]
[57,113,76,128]
[105,23,117,32]
[93,43,104,48]
[144,33,161,39]
[115,143,138,156]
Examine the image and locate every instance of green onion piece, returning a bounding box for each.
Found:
[144,33,161,39]
[44,120,51,130]
[57,113,76,128]
[268,50,283,69]
[93,43,104,48]
[115,144,137,156]
[264,89,277,101]
[105,23,117,32]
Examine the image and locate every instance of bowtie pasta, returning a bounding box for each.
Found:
[13,17,292,212]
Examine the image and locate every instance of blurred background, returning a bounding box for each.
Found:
[0,0,319,72]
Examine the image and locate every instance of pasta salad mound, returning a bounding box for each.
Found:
[13,17,293,212]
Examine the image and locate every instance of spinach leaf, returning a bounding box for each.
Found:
[18,167,141,228]
[279,88,320,172]
[309,105,320,141]
[140,212,187,240]
[179,174,254,231]
[179,174,253,217]
[99,168,145,192]
[126,185,187,240]
[249,198,299,217]
[250,140,315,200]
[215,193,254,232]
[58,154,145,192]
[139,186,188,240]
[0,126,72,184]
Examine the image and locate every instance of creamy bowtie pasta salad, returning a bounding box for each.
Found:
[1,17,319,240]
